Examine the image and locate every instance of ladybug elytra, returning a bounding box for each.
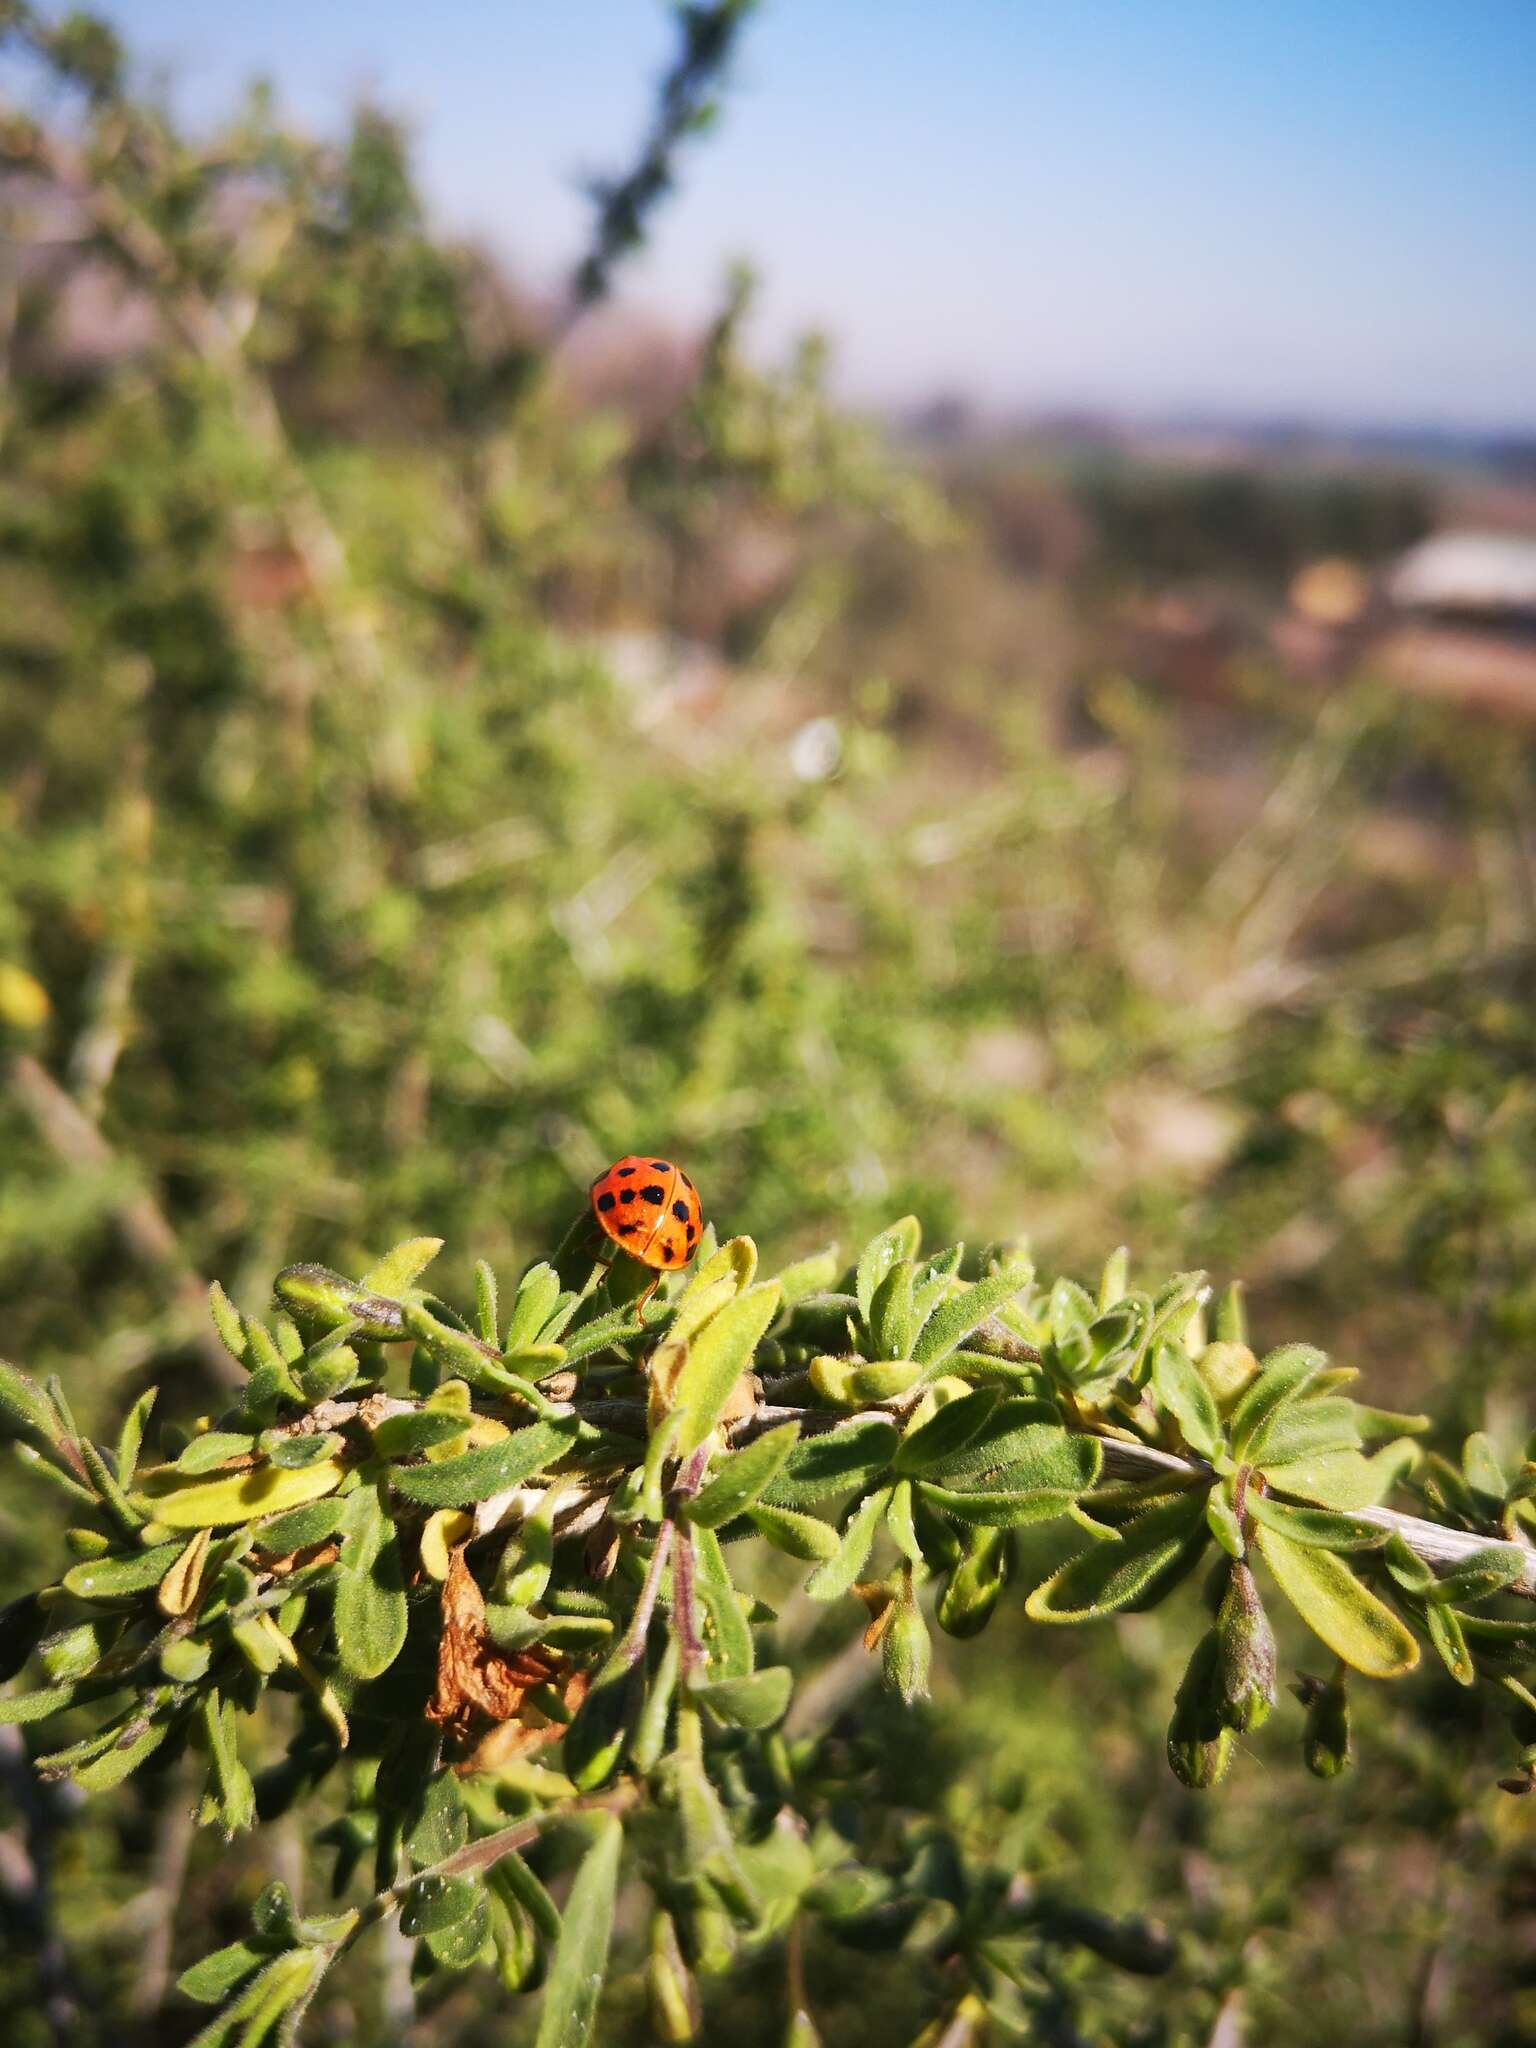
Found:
[589,1155,704,1315]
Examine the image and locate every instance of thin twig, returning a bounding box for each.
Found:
[7,1052,239,1390]
[128,1769,195,2017]
[0,1725,81,2046]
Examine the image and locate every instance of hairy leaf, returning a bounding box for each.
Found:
[1228,1344,1327,1462]
[1255,1522,1419,1677]
[138,1456,345,1529]
[670,1284,782,1455]
[389,1419,580,1506]
[535,1813,623,2048]
[333,1482,409,1681]
[1026,1489,1209,1622]
[686,1424,801,1529]
[912,1259,1032,1368]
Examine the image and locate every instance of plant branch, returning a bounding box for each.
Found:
[7,1053,240,1390]
[739,1403,1536,1598]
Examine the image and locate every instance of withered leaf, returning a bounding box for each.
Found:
[427,1548,562,1742]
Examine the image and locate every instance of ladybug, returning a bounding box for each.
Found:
[589,1156,704,1316]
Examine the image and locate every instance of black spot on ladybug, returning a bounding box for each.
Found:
[617,1165,636,1177]
[641,1184,665,1205]
[680,1172,693,1190]
[651,1161,670,1171]
[671,1199,689,1222]
[618,1223,639,1237]
[659,1242,676,1261]
[596,1191,616,1213]
[620,1187,636,1203]
[686,1224,696,1244]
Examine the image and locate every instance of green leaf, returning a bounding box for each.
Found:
[691,1525,754,1676]
[185,1949,319,2048]
[177,1940,274,2005]
[114,1389,157,1489]
[1265,1440,1417,1511]
[911,1259,1032,1369]
[12,1442,98,1505]
[176,1431,260,1475]
[425,1887,491,1969]
[671,1284,782,1456]
[405,1767,468,1867]
[885,1478,923,1566]
[760,1416,897,1508]
[868,1257,916,1360]
[0,1361,65,1448]
[490,1847,562,1942]
[139,1457,345,1528]
[72,1712,171,1791]
[924,1420,1102,1505]
[333,1482,408,1680]
[1150,1345,1222,1461]
[474,1261,500,1346]
[63,1539,188,1601]
[550,1305,643,1367]
[1462,1431,1508,1503]
[259,1430,342,1470]
[1026,1489,1209,1621]
[370,1409,474,1459]
[808,1357,920,1406]
[913,1433,1105,1531]
[1250,1397,1362,1471]
[506,1263,563,1351]
[1430,1543,1530,1605]
[856,1219,921,1324]
[774,1246,841,1309]
[389,1419,580,1506]
[360,1238,444,1294]
[908,1396,1060,1488]
[745,1502,840,1561]
[1254,1522,1419,1677]
[1425,1600,1474,1686]
[695,1665,793,1731]
[1229,1344,1327,1462]
[207,1284,249,1365]
[1206,1491,1244,1557]
[254,1496,347,1554]
[893,1389,999,1478]
[1245,1492,1387,1552]
[686,1424,801,1529]
[0,1681,91,1725]
[805,1488,890,1602]
[1382,1532,1436,1595]
[535,1813,623,2048]
[401,1873,482,1936]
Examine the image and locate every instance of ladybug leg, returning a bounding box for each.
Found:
[632,1271,661,1327]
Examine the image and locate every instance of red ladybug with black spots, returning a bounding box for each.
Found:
[590,1156,704,1315]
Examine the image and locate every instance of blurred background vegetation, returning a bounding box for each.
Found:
[2,4,1536,2043]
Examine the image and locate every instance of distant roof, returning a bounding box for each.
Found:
[1389,531,1536,613]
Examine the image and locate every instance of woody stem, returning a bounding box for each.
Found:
[616,1520,675,1667]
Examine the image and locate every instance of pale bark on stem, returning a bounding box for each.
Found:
[739,1405,1536,1599]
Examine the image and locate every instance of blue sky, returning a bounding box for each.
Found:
[104,1,1536,429]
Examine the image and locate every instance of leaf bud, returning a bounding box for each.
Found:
[882,1570,931,1703]
[1296,1671,1351,1779]
[1167,1629,1234,1789]
[937,1525,1013,1640]
[1215,1560,1276,1731]
[273,1264,405,1341]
